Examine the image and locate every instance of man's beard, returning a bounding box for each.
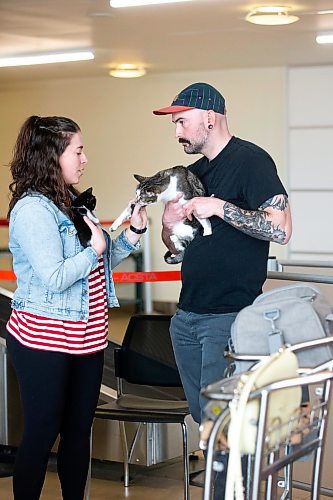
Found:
[178,124,208,154]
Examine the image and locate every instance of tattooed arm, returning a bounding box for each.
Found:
[183,194,292,245]
[223,195,291,244]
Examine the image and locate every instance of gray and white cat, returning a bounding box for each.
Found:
[110,165,212,264]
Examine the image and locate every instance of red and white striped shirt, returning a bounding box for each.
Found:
[7,258,108,355]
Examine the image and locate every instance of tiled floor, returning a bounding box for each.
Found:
[0,455,205,500]
[1,457,333,500]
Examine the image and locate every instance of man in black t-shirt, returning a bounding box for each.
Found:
[153,82,291,496]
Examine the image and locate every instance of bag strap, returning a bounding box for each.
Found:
[225,372,252,499]
[225,350,290,499]
[225,360,272,500]
[263,308,285,353]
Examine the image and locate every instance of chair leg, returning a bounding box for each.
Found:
[119,421,146,487]
[119,421,130,487]
[181,421,190,500]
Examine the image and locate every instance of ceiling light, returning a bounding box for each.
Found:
[109,64,146,78]
[0,50,94,68]
[316,32,333,44]
[110,0,191,7]
[245,6,299,25]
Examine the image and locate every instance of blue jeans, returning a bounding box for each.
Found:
[170,309,237,424]
[170,309,237,499]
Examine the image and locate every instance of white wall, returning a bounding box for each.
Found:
[0,67,288,303]
[288,66,333,261]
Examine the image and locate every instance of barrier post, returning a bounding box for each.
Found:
[143,227,153,313]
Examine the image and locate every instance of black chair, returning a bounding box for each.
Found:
[90,314,191,500]
[0,287,16,478]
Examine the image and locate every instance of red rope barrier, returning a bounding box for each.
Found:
[114,271,181,282]
[0,219,126,227]
[0,270,15,280]
[0,270,181,283]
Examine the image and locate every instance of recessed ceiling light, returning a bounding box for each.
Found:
[0,50,94,68]
[316,32,333,44]
[109,64,146,78]
[110,0,191,7]
[246,6,299,25]
[317,10,333,15]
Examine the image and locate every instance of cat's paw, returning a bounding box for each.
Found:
[164,250,184,264]
[86,210,99,225]
[109,206,133,232]
[202,219,212,236]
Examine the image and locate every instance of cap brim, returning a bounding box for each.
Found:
[153,105,196,115]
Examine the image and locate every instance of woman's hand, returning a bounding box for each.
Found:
[126,203,148,244]
[83,216,106,257]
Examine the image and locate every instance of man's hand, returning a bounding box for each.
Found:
[162,193,186,229]
[183,196,223,220]
[162,193,186,253]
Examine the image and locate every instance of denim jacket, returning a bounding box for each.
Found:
[9,192,140,322]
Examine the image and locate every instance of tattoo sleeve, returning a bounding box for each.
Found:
[223,195,289,243]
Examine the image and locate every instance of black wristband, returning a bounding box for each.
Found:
[129,225,147,234]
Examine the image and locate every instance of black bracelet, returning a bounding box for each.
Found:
[129,225,147,234]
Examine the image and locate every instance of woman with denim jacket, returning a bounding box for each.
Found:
[6,115,147,500]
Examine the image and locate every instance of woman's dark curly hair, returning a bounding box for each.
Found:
[8,115,81,217]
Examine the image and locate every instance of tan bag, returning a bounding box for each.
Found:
[225,349,301,500]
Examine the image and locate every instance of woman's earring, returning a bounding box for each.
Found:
[208,124,213,130]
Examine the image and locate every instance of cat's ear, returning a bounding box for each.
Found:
[134,174,146,183]
[87,187,93,194]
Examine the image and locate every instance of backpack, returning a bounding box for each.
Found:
[228,284,333,374]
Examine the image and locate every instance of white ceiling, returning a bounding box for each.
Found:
[1,0,333,85]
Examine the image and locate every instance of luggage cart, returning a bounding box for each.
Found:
[201,345,333,500]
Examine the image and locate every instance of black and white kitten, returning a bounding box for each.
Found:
[72,187,99,247]
[110,166,212,264]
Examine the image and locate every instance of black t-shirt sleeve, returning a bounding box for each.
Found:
[241,150,287,210]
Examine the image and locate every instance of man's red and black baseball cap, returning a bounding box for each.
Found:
[153,82,225,115]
